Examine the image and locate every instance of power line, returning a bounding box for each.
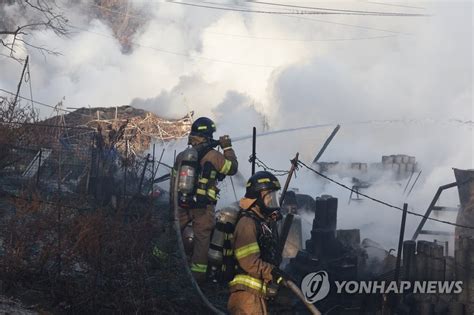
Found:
[83,2,400,42]
[82,0,408,39]
[69,25,276,69]
[245,1,428,16]
[166,1,339,15]
[0,87,93,119]
[286,14,411,35]
[0,87,74,113]
[186,0,411,34]
[2,88,467,134]
[0,120,94,131]
[365,1,427,10]
[167,0,426,16]
[296,160,474,230]
[207,31,397,42]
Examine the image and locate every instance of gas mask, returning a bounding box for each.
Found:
[256,190,282,221]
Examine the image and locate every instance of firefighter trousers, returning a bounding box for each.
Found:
[178,205,215,282]
[228,290,268,315]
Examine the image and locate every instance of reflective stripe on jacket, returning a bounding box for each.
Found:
[229,211,274,297]
[198,148,238,204]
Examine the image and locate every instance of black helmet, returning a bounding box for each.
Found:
[245,171,281,217]
[245,171,281,198]
[190,117,216,139]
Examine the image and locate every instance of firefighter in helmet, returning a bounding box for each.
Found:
[228,171,289,315]
[173,117,238,283]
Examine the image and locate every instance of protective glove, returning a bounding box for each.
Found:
[271,267,291,285]
[219,135,232,150]
[266,282,280,298]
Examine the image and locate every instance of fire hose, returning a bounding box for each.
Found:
[172,151,321,314]
[282,279,321,315]
[172,163,226,315]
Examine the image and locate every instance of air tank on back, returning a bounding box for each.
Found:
[208,207,239,265]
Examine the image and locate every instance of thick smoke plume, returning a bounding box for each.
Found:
[1,0,472,249]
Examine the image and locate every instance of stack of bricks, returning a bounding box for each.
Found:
[381,154,418,178]
[350,162,368,172]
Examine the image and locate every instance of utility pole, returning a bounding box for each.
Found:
[9,56,29,122]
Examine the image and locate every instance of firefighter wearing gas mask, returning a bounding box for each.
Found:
[173,117,238,283]
[228,171,290,315]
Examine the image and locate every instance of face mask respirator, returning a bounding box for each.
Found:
[256,190,282,221]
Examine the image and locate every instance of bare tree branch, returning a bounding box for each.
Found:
[0,0,68,62]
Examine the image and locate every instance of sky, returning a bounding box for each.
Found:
[0,0,472,250]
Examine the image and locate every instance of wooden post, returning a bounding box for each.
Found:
[12,56,28,109]
[138,153,150,195]
[278,153,300,261]
[312,124,340,164]
[406,170,422,197]
[251,127,256,175]
[402,240,416,281]
[152,143,156,179]
[395,203,408,283]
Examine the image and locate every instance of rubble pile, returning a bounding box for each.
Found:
[43,106,193,157]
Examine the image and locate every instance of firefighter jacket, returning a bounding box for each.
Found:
[229,200,280,298]
[194,146,238,206]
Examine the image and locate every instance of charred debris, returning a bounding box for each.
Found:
[0,105,473,314]
[278,168,473,314]
[277,149,473,314]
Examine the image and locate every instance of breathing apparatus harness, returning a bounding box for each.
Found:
[176,138,222,209]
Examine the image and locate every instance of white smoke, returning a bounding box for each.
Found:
[1,0,472,250]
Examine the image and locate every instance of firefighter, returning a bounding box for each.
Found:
[174,117,238,283]
[228,171,289,315]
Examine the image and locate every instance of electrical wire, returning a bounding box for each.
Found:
[169,0,412,34]
[285,14,411,35]
[69,25,276,69]
[206,31,397,42]
[2,89,467,139]
[0,120,94,130]
[244,1,428,16]
[0,87,116,119]
[251,155,290,176]
[0,87,76,114]
[365,1,427,10]
[296,160,474,230]
[167,0,427,16]
[82,2,400,42]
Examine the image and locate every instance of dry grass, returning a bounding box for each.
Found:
[0,192,209,314]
